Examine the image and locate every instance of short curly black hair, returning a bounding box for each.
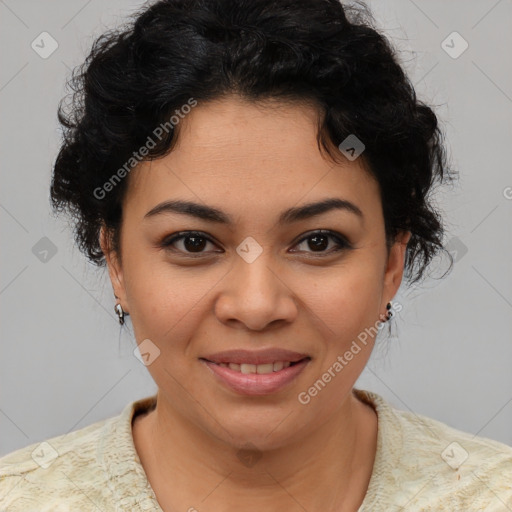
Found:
[50,0,457,286]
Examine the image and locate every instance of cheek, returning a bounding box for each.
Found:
[296,265,382,407]
[300,260,383,343]
[122,252,221,349]
[125,253,382,339]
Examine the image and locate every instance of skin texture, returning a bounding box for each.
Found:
[100,95,411,511]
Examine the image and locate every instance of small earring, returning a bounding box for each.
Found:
[114,303,126,325]
[385,301,393,321]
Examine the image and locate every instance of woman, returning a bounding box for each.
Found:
[1,0,511,510]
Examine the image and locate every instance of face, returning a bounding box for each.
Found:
[101,95,410,451]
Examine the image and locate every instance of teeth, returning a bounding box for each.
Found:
[256,363,274,374]
[218,360,296,374]
[241,363,257,374]
[273,361,284,371]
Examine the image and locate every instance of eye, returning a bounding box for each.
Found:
[160,229,352,257]
[290,230,352,255]
[160,231,221,255]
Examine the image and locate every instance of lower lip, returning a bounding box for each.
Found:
[201,359,310,396]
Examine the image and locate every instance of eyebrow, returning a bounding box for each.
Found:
[143,197,364,225]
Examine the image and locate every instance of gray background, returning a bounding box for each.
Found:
[1,0,511,457]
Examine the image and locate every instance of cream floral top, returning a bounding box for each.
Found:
[1,388,511,511]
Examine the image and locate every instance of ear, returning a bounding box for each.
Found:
[99,224,128,310]
[381,230,412,309]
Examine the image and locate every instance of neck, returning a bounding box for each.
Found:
[133,390,377,512]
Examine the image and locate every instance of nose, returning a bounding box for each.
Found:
[214,249,298,331]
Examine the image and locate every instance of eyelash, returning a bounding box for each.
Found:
[160,230,352,257]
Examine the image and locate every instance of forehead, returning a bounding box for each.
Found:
[122,96,380,223]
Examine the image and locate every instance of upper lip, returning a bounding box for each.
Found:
[200,349,310,365]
